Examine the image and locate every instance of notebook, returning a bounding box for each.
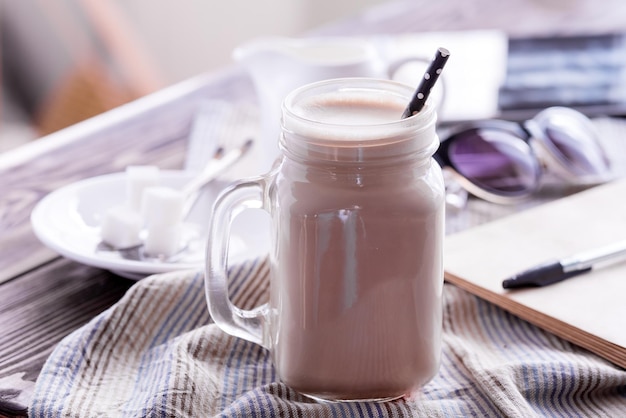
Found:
[444,178,626,368]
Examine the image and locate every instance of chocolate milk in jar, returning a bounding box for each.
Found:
[205,78,444,402]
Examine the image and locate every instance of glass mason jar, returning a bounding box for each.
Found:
[205,78,445,402]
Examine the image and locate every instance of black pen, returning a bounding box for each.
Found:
[502,240,626,289]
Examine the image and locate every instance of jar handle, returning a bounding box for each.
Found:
[204,177,270,348]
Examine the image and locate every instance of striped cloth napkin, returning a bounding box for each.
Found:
[29,258,626,417]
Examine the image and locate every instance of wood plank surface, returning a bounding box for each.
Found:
[0,260,134,416]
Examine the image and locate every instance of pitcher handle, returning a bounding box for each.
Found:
[205,177,270,348]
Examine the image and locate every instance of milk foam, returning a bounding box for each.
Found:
[295,92,406,126]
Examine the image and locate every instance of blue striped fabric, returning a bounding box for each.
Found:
[29,259,626,417]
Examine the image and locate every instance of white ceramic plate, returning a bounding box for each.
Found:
[30,170,254,279]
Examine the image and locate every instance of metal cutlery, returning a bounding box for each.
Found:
[96,139,253,263]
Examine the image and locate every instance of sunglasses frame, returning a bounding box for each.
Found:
[436,106,612,205]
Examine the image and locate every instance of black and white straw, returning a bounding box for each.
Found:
[401,47,450,118]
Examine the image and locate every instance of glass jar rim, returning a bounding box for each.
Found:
[280,78,438,163]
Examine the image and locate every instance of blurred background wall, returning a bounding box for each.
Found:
[116,0,387,84]
[0,0,385,151]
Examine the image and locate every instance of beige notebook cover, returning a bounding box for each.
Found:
[444,178,626,368]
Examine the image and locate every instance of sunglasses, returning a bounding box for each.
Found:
[435,107,612,204]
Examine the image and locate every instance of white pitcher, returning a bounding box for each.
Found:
[234,36,429,173]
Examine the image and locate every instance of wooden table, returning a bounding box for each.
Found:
[3,0,626,416]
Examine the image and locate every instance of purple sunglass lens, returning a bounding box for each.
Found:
[542,121,610,177]
[448,129,539,195]
[529,107,611,179]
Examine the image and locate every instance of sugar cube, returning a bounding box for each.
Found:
[100,205,143,248]
[141,186,185,227]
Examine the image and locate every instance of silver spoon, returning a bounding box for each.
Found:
[96,139,253,263]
